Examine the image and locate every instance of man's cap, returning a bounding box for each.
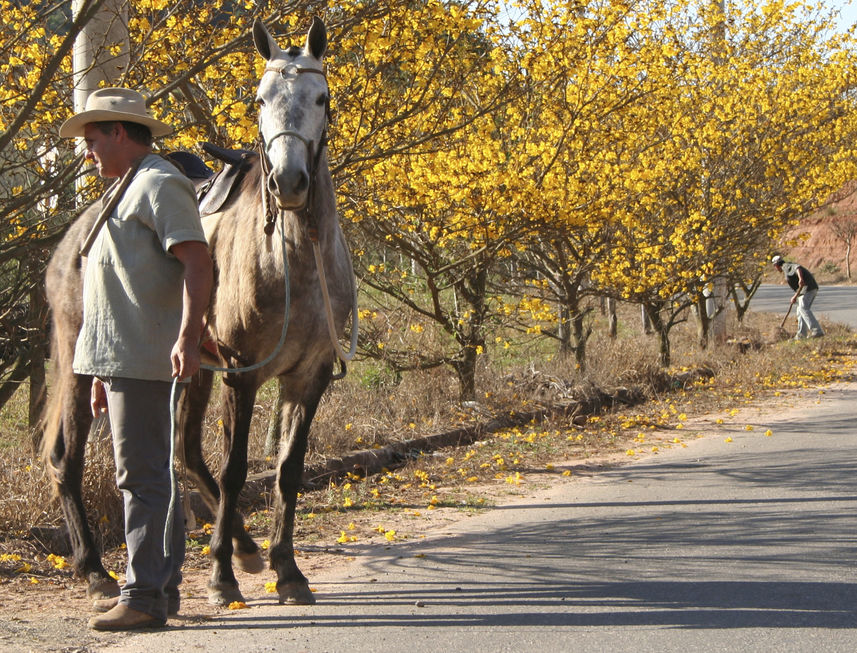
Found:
[771,255,783,266]
[59,88,172,138]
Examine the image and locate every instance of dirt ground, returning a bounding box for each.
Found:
[0,501,472,653]
[0,381,835,653]
[0,447,640,653]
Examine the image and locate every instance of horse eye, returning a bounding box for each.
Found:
[255,97,265,107]
[316,94,328,106]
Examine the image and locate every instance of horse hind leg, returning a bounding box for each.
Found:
[49,373,120,599]
[178,372,264,579]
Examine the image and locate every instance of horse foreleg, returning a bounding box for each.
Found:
[49,374,120,599]
[206,381,256,606]
[179,371,263,577]
[269,381,327,605]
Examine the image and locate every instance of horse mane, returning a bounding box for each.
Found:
[238,156,264,203]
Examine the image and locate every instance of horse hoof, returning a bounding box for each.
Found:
[207,581,245,606]
[86,577,120,600]
[277,581,316,605]
[233,550,265,574]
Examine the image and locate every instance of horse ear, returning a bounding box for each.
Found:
[305,16,327,60]
[253,20,281,61]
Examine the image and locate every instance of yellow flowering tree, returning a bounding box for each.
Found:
[4,0,857,412]
[338,0,527,401]
[592,0,857,366]
[496,0,677,370]
[1,0,524,408]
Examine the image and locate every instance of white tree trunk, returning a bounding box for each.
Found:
[711,277,728,344]
[72,0,129,112]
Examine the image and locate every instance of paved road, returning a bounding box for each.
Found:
[750,284,857,330]
[98,384,857,653]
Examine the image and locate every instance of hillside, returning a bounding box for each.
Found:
[784,180,857,279]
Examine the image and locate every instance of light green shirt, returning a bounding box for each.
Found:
[73,154,207,381]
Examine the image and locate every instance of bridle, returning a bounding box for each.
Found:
[258,63,331,237]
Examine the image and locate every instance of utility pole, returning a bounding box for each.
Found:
[710,0,728,345]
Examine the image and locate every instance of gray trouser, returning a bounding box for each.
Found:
[103,377,185,621]
[795,288,823,338]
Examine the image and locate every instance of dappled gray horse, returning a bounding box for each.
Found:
[43,17,355,606]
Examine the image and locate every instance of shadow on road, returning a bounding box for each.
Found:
[172,405,857,634]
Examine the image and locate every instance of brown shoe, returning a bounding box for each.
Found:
[93,596,179,616]
[88,604,166,631]
[92,596,119,613]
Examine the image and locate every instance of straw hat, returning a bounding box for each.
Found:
[59,88,172,138]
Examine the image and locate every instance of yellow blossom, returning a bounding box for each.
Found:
[47,554,69,570]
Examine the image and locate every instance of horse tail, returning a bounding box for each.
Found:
[40,331,67,491]
[38,205,95,486]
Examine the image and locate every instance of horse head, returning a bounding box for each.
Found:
[253,18,329,212]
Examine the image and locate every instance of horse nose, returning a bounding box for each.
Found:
[268,170,309,200]
[293,171,308,193]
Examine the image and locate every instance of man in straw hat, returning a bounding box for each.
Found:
[771,255,824,339]
[60,88,213,630]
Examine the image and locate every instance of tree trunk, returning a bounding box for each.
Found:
[645,303,671,367]
[710,278,727,344]
[0,355,30,413]
[731,287,749,323]
[557,305,571,354]
[453,346,478,403]
[694,294,710,350]
[73,0,129,111]
[607,297,617,338]
[641,304,653,334]
[658,327,671,367]
[263,378,287,458]
[571,311,590,373]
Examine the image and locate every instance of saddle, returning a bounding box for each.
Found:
[196,142,257,217]
[167,144,256,216]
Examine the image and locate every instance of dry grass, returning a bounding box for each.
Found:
[0,301,854,571]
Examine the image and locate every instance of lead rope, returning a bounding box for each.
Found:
[164,200,292,557]
[311,237,358,365]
